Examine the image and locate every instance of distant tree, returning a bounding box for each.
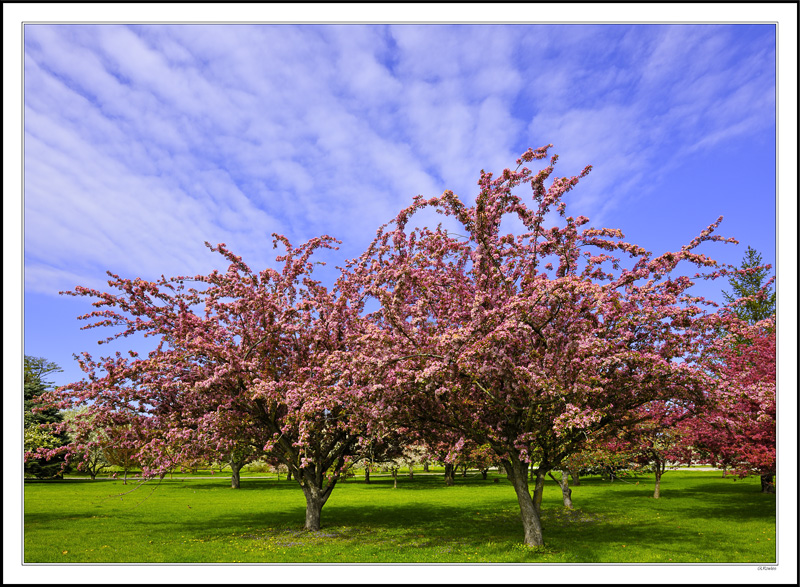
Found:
[616,401,694,499]
[62,408,110,480]
[24,355,62,387]
[679,318,776,492]
[101,425,140,485]
[723,246,775,324]
[24,356,71,479]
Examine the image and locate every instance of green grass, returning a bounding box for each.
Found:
[23,471,775,563]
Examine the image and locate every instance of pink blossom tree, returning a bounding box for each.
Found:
[34,236,380,531]
[611,401,694,498]
[343,145,737,547]
[678,317,776,492]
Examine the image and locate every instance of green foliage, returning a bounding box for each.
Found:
[24,355,62,387]
[23,471,774,563]
[723,246,776,324]
[24,355,71,479]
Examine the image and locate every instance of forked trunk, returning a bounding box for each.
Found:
[304,493,324,531]
[300,480,332,532]
[504,459,544,547]
[549,470,573,508]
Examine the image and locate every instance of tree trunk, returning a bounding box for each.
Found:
[286,469,293,482]
[653,460,663,499]
[230,462,243,489]
[549,470,573,508]
[444,463,455,486]
[392,467,398,489]
[408,465,413,480]
[364,467,370,484]
[760,474,775,494]
[532,468,546,515]
[569,467,580,486]
[302,489,325,532]
[504,459,545,547]
[481,468,488,480]
[461,463,468,477]
[423,462,429,472]
[122,468,128,485]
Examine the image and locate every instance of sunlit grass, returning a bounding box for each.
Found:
[24,470,775,563]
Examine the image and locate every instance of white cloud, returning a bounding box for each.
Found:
[23,24,775,297]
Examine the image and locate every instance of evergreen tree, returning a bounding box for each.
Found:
[24,355,71,478]
[723,246,776,324]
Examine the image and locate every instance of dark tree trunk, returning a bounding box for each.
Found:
[298,470,337,532]
[286,469,293,482]
[481,468,488,480]
[90,472,97,480]
[504,458,545,547]
[568,467,580,486]
[760,474,775,494]
[532,468,547,515]
[392,467,398,489]
[230,462,243,489]
[364,467,370,484]
[302,488,325,532]
[444,463,455,486]
[423,462,429,472]
[408,465,413,480]
[461,463,468,477]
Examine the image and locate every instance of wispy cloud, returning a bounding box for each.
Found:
[24,24,775,296]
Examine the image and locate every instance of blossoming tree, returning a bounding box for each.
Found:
[343,145,737,547]
[34,236,378,531]
[679,317,776,492]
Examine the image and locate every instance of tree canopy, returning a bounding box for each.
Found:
[29,146,772,547]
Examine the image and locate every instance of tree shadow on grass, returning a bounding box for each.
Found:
[171,479,302,492]
[25,473,775,563]
[585,483,775,523]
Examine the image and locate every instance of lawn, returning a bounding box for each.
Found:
[23,470,776,563]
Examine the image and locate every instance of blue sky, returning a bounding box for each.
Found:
[5,4,798,584]
[21,22,779,388]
